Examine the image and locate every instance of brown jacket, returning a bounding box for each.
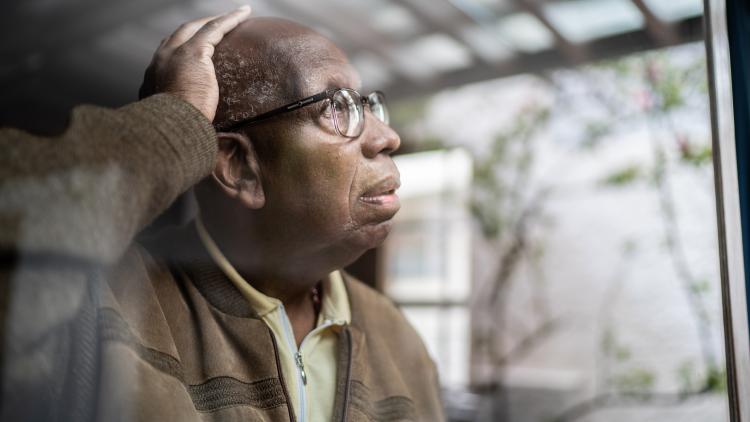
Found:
[0,94,444,421]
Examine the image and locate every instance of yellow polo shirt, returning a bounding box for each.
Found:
[196,219,350,422]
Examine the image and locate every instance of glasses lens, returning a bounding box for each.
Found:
[332,89,363,138]
[368,91,389,125]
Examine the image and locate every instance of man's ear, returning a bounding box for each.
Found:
[212,131,266,209]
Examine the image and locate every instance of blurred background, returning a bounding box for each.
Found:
[0,0,726,421]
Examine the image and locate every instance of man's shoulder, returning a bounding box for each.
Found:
[342,272,426,347]
[342,272,403,321]
[341,272,443,417]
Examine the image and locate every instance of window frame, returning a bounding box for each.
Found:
[704,0,750,420]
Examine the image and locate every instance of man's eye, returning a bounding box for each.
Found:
[320,101,333,118]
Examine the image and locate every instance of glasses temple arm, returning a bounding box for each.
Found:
[215,90,331,132]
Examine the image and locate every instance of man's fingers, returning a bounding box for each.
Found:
[163,15,220,49]
[185,6,251,50]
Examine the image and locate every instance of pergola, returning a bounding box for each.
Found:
[0,0,704,131]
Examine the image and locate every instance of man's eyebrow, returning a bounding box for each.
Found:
[324,80,346,90]
[324,74,359,90]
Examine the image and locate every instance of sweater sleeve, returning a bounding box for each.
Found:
[0,95,216,420]
[0,93,217,264]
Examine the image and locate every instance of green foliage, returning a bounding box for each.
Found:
[688,279,711,296]
[679,142,713,167]
[677,360,698,393]
[614,368,656,393]
[602,329,661,396]
[581,121,612,149]
[649,147,667,187]
[705,366,727,393]
[469,104,551,240]
[678,361,727,394]
[655,65,685,111]
[601,165,642,187]
[470,199,502,239]
[601,328,632,362]
[608,58,637,77]
[614,346,632,362]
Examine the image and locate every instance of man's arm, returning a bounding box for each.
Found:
[0,8,251,420]
[0,6,251,264]
[0,94,216,264]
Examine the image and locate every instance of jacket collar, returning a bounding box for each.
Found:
[140,221,258,318]
[142,221,369,325]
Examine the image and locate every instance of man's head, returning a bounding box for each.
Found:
[195,17,401,284]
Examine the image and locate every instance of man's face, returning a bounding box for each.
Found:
[255,43,401,257]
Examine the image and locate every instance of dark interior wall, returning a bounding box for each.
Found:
[0,0,160,135]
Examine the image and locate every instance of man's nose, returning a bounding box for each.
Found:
[360,111,401,158]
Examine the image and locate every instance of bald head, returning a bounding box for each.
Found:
[213,17,355,131]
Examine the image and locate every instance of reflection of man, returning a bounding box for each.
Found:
[0,6,444,422]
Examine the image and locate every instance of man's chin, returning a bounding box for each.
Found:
[350,219,394,250]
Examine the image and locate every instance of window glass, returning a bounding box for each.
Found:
[387,40,728,422]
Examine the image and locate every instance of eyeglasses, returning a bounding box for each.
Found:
[216,88,390,139]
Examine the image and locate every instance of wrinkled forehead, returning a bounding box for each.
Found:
[214,18,363,126]
[294,36,362,96]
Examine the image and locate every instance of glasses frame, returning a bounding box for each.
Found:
[215,88,387,138]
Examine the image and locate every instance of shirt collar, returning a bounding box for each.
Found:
[196,217,350,324]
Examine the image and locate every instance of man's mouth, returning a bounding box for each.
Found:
[360,189,397,204]
[360,178,400,206]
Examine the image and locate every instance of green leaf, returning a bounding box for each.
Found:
[659,76,684,110]
[614,346,631,362]
[679,143,713,167]
[704,366,727,393]
[614,368,656,393]
[601,165,642,187]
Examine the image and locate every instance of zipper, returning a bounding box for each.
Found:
[340,328,353,422]
[268,326,297,422]
[294,352,307,385]
[278,305,338,422]
[279,304,308,422]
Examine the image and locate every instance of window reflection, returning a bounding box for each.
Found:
[387,42,727,421]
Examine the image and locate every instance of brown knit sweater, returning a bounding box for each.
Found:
[0,95,444,421]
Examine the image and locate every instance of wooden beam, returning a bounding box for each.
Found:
[630,0,680,46]
[516,0,588,64]
[397,1,491,66]
[270,0,420,84]
[382,15,703,102]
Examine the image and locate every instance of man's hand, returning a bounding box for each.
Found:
[139,6,252,121]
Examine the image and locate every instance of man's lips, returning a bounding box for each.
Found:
[360,177,401,205]
[359,191,397,204]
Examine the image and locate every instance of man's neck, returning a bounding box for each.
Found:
[201,215,331,293]
[200,215,327,343]
[283,287,320,346]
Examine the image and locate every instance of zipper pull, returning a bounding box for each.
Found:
[295,352,308,385]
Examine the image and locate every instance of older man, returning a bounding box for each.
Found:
[0,6,443,422]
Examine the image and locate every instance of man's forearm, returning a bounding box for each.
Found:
[0,94,217,264]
